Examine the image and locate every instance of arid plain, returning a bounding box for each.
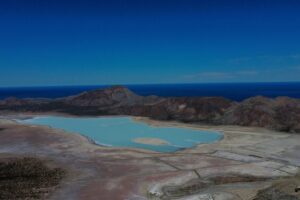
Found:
[0,114,299,200]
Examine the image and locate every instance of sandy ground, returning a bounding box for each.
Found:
[133,138,170,146]
[0,113,299,200]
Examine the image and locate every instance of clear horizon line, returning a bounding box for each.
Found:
[0,81,300,89]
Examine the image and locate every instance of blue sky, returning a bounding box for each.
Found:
[1,0,300,86]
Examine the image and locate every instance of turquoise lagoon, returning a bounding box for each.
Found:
[21,116,222,153]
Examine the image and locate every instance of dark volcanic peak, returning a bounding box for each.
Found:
[63,86,138,107]
[63,85,162,107]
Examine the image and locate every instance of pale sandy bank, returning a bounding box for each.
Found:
[133,137,170,146]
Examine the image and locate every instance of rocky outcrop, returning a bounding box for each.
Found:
[0,86,299,133]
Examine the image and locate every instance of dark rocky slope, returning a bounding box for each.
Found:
[0,86,299,133]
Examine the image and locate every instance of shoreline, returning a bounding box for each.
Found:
[11,113,225,154]
[1,112,294,156]
[5,111,294,155]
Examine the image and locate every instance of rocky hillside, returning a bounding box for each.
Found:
[0,86,299,133]
[120,97,233,122]
[221,96,300,132]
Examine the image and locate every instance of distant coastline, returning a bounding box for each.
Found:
[0,82,300,101]
[0,85,299,133]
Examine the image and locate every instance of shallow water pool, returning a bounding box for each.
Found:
[21,116,222,153]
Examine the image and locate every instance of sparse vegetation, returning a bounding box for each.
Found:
[253,172,300,200]
[0,157,65,199]
[253,187,300,200]
[210,175,268,185]
[159,175,269,199]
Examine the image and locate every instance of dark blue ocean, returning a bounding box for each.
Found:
[0,82,299,101]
